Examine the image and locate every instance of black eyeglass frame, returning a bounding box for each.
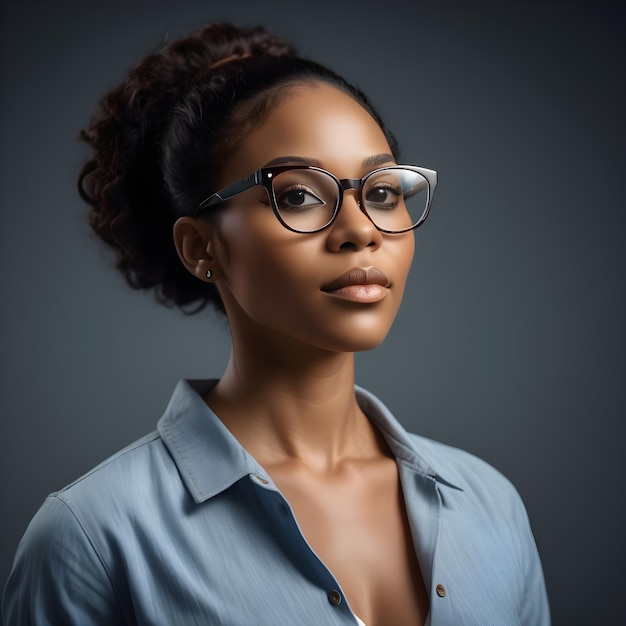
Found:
[196,164,438,234]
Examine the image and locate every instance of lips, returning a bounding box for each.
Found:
[322,267,390,292]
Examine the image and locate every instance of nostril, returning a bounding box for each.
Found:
[339,241,357,251]
[338,238,377,251]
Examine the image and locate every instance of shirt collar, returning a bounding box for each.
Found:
[355,385,462,491]
[158,379,461,504]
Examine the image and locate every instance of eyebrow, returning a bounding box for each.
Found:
[262,153,396,170]
[361,153,397,169]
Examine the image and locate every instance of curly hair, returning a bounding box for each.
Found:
[78,23,399,314]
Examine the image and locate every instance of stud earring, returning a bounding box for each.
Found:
[205,269,213,280]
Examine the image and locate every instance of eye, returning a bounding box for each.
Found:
[364,183,402,210]
[275,185,326,212]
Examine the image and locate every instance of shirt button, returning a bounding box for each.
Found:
[328,590,342,606]
[436,584,446,597]
[250,474,269,485]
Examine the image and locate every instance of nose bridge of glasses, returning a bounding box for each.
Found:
[339,178,362,194]
[338,178,363,208]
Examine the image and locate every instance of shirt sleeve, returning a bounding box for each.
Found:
[516,495,551,626]
[2,495,126,626]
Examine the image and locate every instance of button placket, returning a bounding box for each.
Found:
[249,473,350,620]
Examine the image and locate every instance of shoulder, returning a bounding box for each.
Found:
[407,431,540,540]
[50,429,189,543]
[58,430,171,500]
[5,429,174,522]
[406,432,540,574]
[2,431,181,625]
[15,431,176,562]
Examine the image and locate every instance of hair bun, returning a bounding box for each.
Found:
[78,23,295,314]
[207,52,253,71]
[173,23,295,74]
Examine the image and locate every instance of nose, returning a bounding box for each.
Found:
[325,189,383,252]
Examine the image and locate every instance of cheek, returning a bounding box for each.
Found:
[389,233,415,294]
[216,212,322,317]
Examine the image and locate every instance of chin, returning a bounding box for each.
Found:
[320,327,393,354]
[322,309,397,353]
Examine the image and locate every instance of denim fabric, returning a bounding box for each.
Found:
[3,379,549,625]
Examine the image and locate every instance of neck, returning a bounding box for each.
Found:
[205,325,379,471]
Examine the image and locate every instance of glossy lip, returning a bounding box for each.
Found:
[321,267,391,302]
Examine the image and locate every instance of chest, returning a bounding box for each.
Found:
[102,466,531,625]
[269,460,429,626]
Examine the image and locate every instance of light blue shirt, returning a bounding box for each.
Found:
[3,380,549,625]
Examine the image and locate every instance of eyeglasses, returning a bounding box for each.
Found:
[196,165,437,234]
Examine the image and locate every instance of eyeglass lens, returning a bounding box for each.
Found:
[269,168,430,233]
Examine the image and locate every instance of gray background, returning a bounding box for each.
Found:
[1,1,624,624]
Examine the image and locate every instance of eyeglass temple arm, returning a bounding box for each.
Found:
[197,170,264,212]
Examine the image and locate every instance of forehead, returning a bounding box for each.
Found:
[223,82,393,180]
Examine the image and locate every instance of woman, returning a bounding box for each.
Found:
[2,23,549,626]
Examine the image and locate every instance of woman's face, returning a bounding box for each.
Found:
[209,82,415,353]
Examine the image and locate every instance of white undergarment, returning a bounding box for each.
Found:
[355,616,367,626]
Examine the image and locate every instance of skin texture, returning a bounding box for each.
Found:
[174,83,428,625]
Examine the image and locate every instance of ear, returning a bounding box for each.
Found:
[173,217,221,282]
